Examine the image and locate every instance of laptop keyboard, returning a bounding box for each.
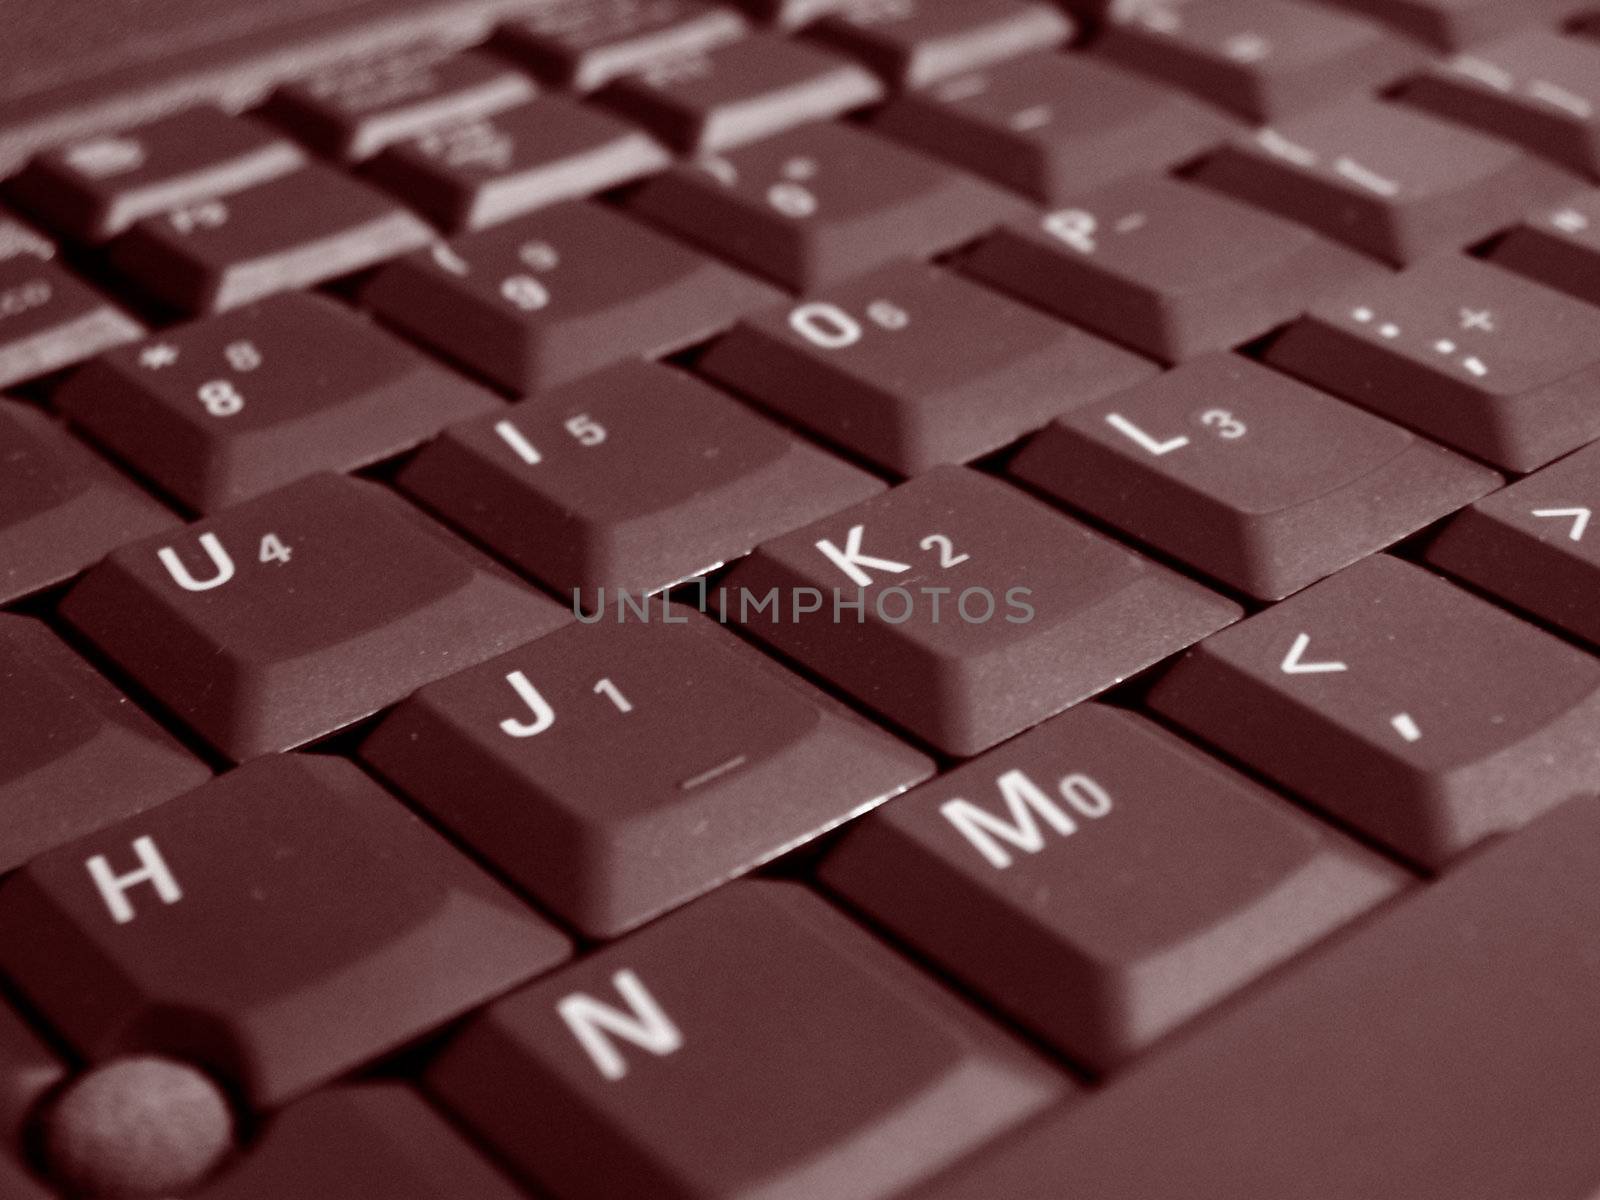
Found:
[3,0,1600,1196]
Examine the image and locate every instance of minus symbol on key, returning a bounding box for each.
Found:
[1391,713,1422,742]
[679,754,749,791]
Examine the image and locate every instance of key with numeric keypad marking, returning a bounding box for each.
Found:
[0,754,570,1109]
[1266,253,1600,472]
[821,704,1404,1072]
[426,880,1067,1200]
[59,473,570,761]
[361,608,932,937]
[723,465,1240,756]
[1010,353,1499,599]
[1148,554,1600,869]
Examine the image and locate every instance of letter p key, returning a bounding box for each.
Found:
[86,835,182,925]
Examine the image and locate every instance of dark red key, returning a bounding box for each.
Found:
[808,0,1075,89]
[7,107,306,243]
[0,1003,62,1200]
[55,292,499,512]
[1265,253,1600,472]
[1148,554,1600,869]
[912,797,1600,1200]
[1097,0,1423,121]
[1426,438,1600,646]
[362,609,931,937]
[426,881,1067,1199]
[723,466,1240,756]
[0,614,209,873]
[190,1086,526,1200]
[363,200,780,394]
[628,120,1024,290]
[1490,188,1600,307]
[0,398,174,602]
[110,163,433,314]
[821,704,1403,1072]
[1400,32,1600,178]
[263,48,537,162]
[959,173,1383,363]
[0,754,569,1109]
[0,232,142,387]
[1009,353,1499,599]
[59,473,569,761]
[599,35,885,153]
[1314,0,1583,51]
[872,52,1238,204]
[398,359,882,599]
[367,96,671,231]
[494,0,750,92]
[1193,97,1570,265]
[700,259,1156,474]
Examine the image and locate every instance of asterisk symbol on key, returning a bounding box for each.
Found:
[1459,308,1495,333]
[139,344,179,369]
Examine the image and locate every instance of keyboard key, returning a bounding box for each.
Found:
[0,1002,61,1200]
[55,292,499,513]
[364,200,780,393]
[1490,189,1600,307]
[959,174,1383,363]
[0,754,569,1109]
[0,238,142,387]
[873,52,1237,204]
[263,48,537,162]
[700,259,1156,474]
[821,704,1403,1072]
[730,0,856,28]
[426,880,1067,1199]
[494,0,749,92]
[0,398,175,602]
[1193,97,1569,265]
[8,107,306,243]
[1009,353,1499,599]
[723,466,1240,755]
[1097,0,1423,121]
[362,609,931,936]
[398,359,882,598]
[1426,438,1600,646]
[1149,554,1600,868]
[367,97,671,231]
[914,796,1600,1200]
[188,1086,527,1200]
[0,615,209,872]
[599,35,885,153]
[110,164,433,314]
[1313,0,1582,51]
[59,473,569,761]
[1403,32,1600,179]
[629,121,1025,290]
[808,0,1074,89]
[1265,253,1600,472]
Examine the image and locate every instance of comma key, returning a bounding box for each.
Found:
[56,292,498,513]
[1193,96,1571,265]
[1010,353,1499,599]
[629,121,1026,291]
[361,609,931,937]
[724,466,1240,756]
[1148,554,1600,869]
[426,881,1067,1200]
[397,359,882,601]
[1266,253,1600,472]
[110,163,433,314]
[820,704,1404,1072]
[58,473,569,762]
[0,755,570,1109]
[363,200,780,393]
[959,173,1383,363]
[700,258,1155,475]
